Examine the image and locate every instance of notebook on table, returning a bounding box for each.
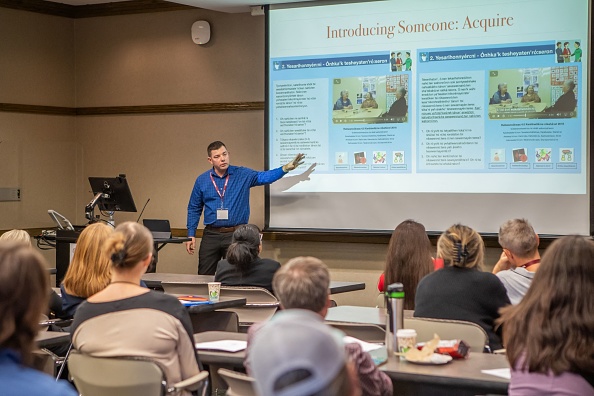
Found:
[143,219,172,239]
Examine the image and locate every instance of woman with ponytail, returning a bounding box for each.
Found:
[215,224,280,293]
[414,223,510,351]
[71,222,201,394]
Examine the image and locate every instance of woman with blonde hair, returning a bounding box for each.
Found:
[377,220,434,310]
[0,242,77,395]
[60,223,113,318]
[414,224,510,351]
[0,229,31,246]
[498,235,594,395]
[71,222,201,394]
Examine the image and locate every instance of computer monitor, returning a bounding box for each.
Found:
[88,175,137,213]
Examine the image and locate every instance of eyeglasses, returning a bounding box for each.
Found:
[259,233,263,242]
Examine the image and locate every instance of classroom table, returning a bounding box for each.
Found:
[332,108,384,119]
[193,331,510,395]
[488,102,548,119]
[36,331,70,349]
[142,273,365,295]
[381,352,509,395]
[185,296,246,314]
[194,331,248,367]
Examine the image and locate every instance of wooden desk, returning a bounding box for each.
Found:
[194,331,247,367]
[381,352,509,395]
[143,273,365,295]
[36,331,70,348]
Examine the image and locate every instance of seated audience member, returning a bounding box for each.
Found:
[543,79,577,113]
[377,220,434,310]
[249,310,361,396]
[0,242,77,396]
[246,256,392,396]
[334,90,353,110]
[498,235,594,396]
[71,222,201,394]
[384,87,408,117]
[414,224,510,351]
[492,219,540,304]
[0,229,31,245]
[214,224,280,293]
[520,85,541,103]
[0,229,66,318]
[60,223,114,318]
[360,92,379,109]
[490,83,512,104]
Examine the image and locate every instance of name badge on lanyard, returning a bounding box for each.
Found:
[210,173,230,220]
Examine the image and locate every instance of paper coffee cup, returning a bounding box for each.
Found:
[208,282,221,302]
[397,329,417,355]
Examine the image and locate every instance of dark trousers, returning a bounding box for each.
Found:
[198,229,233,275]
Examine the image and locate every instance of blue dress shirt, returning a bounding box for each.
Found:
[186,165,286,237]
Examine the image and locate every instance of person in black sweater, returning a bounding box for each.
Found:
[543,79,577,114]
[215,224,280,293]
[385,87,408,118]
[414,224,510,351]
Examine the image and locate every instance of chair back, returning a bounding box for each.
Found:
[404,317,489,353]
[218,368,257,396]
[219,286,279,328]
[161,282,209,296]
[190,311,239,333]
[68,350,166,396]
[327,322,386,343]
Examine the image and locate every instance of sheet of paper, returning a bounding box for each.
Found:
[195,340,247,352]
[343,336,383,352]
[481,368,511,379]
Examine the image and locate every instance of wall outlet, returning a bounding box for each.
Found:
[0,188,21,201]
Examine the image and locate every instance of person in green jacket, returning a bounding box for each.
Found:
[571,41,582,62]
[404,52,412,71]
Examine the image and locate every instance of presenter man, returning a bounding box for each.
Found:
[186,141,304,274]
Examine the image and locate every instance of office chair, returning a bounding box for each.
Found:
[218,368,256,396]
[218,286,280,330]
[68,350,209,396]
[160,282,209,296]
[327,322,386,343]
[404,317,490,353]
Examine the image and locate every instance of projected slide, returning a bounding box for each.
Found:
[267,0,590,234]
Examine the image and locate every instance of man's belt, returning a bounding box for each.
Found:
[205,225,240,233]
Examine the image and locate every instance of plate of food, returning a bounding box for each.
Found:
[403,334,453,365]
[405,353,453,365]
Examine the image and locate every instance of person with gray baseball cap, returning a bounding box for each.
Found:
[248,309,360,396]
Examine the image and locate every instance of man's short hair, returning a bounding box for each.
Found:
[498,218,538,258]
[249,310,348,396]
[207,141,226,156]
[272,256,329,313]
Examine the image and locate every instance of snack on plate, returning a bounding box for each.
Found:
[416,339,470,359]
[404,334,440,362]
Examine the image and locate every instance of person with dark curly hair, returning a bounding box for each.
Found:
[215,224,280,293]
